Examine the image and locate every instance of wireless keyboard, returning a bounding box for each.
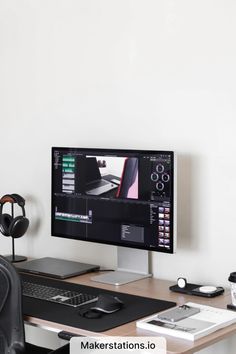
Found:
[22,281,98,307]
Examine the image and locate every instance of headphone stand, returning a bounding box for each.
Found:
[4,255,27,263]
[4,236,27,263]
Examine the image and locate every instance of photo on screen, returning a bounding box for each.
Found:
[85,155,138,199]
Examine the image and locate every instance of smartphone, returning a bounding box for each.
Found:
[157,305,200,322]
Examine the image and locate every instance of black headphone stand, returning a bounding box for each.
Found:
[4,236,27,263]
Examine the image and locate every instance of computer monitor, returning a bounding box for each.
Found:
[51,147,176,285]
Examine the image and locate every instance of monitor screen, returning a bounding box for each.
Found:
[51,147,175,253]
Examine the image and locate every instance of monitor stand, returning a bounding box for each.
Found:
[91,247,152,286]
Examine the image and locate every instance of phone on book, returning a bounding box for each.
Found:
[158,305,200,322]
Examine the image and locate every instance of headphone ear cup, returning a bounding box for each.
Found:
[9,216,29,238]
[0,214,13,236]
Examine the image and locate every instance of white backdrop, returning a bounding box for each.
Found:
[1,1,236,352]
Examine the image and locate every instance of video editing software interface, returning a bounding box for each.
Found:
[52,148,174,253]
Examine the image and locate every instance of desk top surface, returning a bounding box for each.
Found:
[23,271,234,354]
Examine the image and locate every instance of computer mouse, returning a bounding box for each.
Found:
[90,294,124,314]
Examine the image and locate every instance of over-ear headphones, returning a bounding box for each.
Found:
[0,194,29,238]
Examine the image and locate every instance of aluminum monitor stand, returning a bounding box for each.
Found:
[91,247,152,286]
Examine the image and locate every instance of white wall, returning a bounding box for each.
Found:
[1,1,236,352]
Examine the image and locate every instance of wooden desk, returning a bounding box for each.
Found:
[24,273,234,354]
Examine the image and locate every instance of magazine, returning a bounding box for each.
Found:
[136,302,236,341]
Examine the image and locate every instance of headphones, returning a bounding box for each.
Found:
[0,194,29,238]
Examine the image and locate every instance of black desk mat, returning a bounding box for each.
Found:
[21,273,176,332]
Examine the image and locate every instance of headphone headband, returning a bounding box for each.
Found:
[0,194,26,217]
[10,194,25,206]
[0,194,25,206]
[0,195,14,204]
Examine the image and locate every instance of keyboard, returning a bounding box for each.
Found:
[22,281,98,308]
